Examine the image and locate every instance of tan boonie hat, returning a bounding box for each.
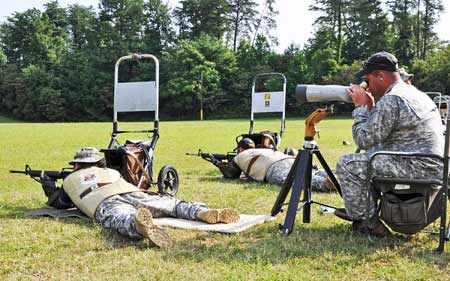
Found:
[69,147,104,165]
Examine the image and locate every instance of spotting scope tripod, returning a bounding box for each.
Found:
[271,106,342,236]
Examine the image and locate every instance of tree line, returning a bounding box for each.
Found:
[0,0,448,121]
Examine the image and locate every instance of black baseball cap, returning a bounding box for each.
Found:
[355,51,399,78]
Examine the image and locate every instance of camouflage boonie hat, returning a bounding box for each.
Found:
[69,147,104,165]
[398,67,414,82]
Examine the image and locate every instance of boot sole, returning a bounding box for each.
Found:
[136,208,173,248]
[147,228,173,248]
[198,209,240,224]
[136,208,155,229]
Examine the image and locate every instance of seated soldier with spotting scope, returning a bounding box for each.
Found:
[334,51,443,237]
[41,147,240,248]
[211,138,335,192]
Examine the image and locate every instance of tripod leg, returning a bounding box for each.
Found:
[281,150,311,236]
[315,150,342,197]
[303,152,313,223]
[271,150,302,216]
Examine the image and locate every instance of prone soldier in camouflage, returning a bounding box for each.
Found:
[213,138,335,192]
[41,147,240,248]
[335,51,444,237]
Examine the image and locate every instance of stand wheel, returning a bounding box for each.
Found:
[157,165,179,195]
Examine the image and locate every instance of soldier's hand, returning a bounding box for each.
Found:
[216,162,227,169]
[40,171,58,197]
[209,154,221,166]
[347,85,375,110]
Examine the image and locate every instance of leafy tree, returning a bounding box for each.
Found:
[162,35,237,118]
[1,0,449,122]
[0,64,23,114]
[14,65,65,121]
[269,44,308,111]
[42,1,69,65]
[174,0,231,40]
[67,4,97,50]
[305,26,338,61]
[1,9,50,67]
[251,0,278,47]
[98,0,146,54]
[0,48,6,66]
[143,0,174,54]
[388,0,416,65]
[412,45,450,94]
[305,47,339,83]
[237,34,273,72]
[309,0,347,62]
[227,0,258,52]
[421,0,444,58]
[343,0,389,63]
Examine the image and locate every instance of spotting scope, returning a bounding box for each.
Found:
[295,82,367,104]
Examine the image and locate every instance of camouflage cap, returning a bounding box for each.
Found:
[238,138,255,150]
[69,147,104,165]
[398,67,414,82]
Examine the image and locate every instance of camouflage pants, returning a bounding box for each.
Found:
[94,191,208,240]
[336,153,443,221]
[266,158,331,192]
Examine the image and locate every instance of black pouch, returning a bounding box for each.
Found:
[380,192,427,234]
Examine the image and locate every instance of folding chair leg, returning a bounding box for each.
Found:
[446,223,450,241]
[436,187,448,253]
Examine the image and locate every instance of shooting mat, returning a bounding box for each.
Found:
[25,207,275,234]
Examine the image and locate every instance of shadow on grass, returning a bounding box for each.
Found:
[3,203,449,265]
[162,222,450,267]
[0,204,37,218]
[197,176,282,191]
[166,224,397,261]
[0,203,151,249]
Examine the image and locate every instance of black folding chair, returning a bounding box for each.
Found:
[368,111,450,253]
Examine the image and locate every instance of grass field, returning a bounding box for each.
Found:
[1,117,449,280]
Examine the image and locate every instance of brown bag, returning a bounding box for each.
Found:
[121,144,151,189]
[260,130,277,149]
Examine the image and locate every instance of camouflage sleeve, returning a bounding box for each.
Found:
[352,96,400,150]
[216,160,242,179]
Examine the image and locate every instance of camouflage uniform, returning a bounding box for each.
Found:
[266,159,331,192]
[95,191,208,240]
[266,158,295,185]
[219,150,332,192]
[336,81,444,221]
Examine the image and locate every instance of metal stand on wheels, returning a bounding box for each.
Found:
[271,107,342,236]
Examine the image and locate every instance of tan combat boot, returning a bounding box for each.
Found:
[135,208,173,248]
[197,208,240,224]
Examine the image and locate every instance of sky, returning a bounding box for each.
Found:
[1,0,449,53]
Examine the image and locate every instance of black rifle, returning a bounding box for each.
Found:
[186,149,237,164]
[10,164,72,181]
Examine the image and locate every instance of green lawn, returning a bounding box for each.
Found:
[1,117,449,280]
